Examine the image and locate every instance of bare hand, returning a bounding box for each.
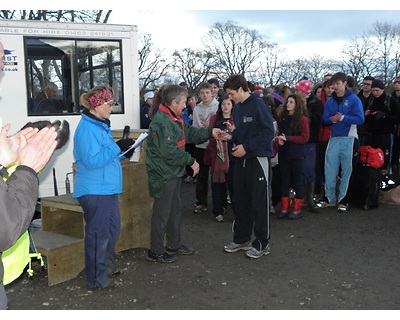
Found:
[212,128,223,139]
[8,126,38,153]
[219,132,232,141]
[330,112,342,123]
[191,160,199,177]
[17,126,58,173]
[0,123,17,167]
[276,134,286,146]
[223,121,234,132]
[232,144,246,158]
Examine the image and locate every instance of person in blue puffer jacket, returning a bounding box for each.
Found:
[73,85,134,290]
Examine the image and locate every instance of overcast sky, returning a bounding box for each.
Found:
[108,9,400,59]
[7,1,400,59]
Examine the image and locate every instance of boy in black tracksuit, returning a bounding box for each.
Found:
[222,74,275,259]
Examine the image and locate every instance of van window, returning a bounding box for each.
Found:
[25,37,123,116]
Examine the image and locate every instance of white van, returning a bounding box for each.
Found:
[0,20,140,197]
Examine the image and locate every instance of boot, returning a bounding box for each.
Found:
[306,182,319,213]
[277,197,290,219]
[288,198,304,220]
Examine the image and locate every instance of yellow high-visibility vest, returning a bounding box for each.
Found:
[1,163,31,285]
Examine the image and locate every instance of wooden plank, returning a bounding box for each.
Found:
[32,230,84,286]
[41,193,83,212]
[41,206,84,238]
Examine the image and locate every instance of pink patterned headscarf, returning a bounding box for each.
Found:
[87,89,113,110]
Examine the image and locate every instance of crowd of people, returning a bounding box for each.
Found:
[139,71,400,264]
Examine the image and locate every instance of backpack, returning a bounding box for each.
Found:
[358,145,384,169]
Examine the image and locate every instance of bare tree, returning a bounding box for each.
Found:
[0,10,111,23]
[339,35,377,83]
[304,54,336,85]
[138,33,172,92]
[370,21,400,82]
[171,48,214,92]
[204,21,270,81]
[248,43,288,87]
[339,21,400,84]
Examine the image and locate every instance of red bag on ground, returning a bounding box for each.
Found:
[358,145,384,169]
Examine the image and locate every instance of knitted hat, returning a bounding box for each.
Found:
[371,79,385,90]
[296,80,312,95]
[254,85,264,92]
[144,91,154,101]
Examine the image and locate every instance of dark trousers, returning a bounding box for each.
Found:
[233,157,270,250]
[150,178,182,254]
[391,133,400,167]
[280,158,305,199]
[211,161,234,216]
[271,164,282,207]
[303,142,316,182]
[194,147,210,206]
[315,142,328,195]
[79,194,120,289]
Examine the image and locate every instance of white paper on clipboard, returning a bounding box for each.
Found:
[119,132,148,158]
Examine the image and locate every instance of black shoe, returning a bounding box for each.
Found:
[288,211,303,220]
[87,280,120,291]
[146,250,177,263]
[165,244,194,255]
[109,269,122,277]
[277,211,288,219]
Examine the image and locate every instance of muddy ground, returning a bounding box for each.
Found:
[5,180,400,311]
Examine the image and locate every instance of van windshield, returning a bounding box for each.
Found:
[25,37,123,116]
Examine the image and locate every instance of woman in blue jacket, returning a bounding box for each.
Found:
[73,86,133,290]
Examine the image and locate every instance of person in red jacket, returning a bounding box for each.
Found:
[204,95,235,223]
[275,94,310,219]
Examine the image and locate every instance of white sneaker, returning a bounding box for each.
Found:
[215,214,224,222]
[245,244,271,259]
[337,204,347,212]
[224,241,252,253]
[194,204,207,214]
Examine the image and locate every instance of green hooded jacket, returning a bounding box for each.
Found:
[146,105,212,198]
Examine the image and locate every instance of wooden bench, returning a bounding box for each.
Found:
[32,230,84,286]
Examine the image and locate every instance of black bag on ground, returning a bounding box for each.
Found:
[349,164,382,210]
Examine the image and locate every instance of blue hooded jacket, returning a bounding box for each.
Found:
[321,88,364,138]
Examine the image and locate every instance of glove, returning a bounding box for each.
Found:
[117,138,135,158]
[20,120,70,149]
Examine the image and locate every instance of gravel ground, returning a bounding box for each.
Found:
[5,180,400,312]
